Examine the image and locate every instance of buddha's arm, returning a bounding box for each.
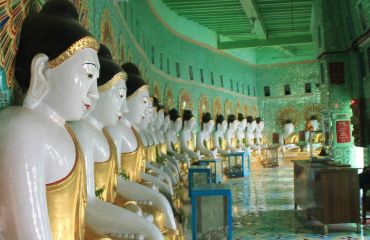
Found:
[226,132,237,152]
[179,132,199,159]
[196,133,213,156]
[0,147,52,239]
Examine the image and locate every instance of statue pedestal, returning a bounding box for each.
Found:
[226,151,250,177]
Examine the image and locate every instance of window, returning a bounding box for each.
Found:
[264,86,270,97]
[242,83,245,94]
[200,69,204,83]
[176,62,180,78]
[230,79,233,91]
[253,86,256,96]
[151,45,154,64]
[210,72,214,85]
[247,85,250,96]
[358,3,367,31]
[284,84,291,95]
[220,75,224,87]
[305,83,312,93]
[320,63,325,84]
[166,58,170,74]
[160,53,163,70]
[189,66,193,80]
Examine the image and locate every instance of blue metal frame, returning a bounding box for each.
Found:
[196,158,223,183]
[188,166,211,197]
[191,184,233,240]
[227,151,250,177]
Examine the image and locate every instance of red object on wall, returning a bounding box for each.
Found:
[329,62,345,85]
[336,120,351,143]
[272,133,280,144]
[299,131,306,142]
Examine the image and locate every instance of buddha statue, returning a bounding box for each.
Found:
[69,44,162,239]
[196,112,218,158]
[180,109,201,161]
[280,119,300,151]
[255,117,265,145]
[245,116,257,148]
[212,114,231,156]
[166,108,191,167]
[305,115,322,151]
[236,113,249,151]
[0,1,100,238]
[225,114,240,152]
[107,64,177,234]
[135,97,173,197]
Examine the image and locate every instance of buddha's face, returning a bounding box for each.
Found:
[43,48,99,121]
[203,120,214,133]
[238,119,247,130]
[220,120,228,132]
[284,123,294,135]
[156,110,165,130]
[185,117,196,129]
[162,115,170,131]
[310,119,319,131]
[140,100,153,129]
[230,120,238,131]
[124,88,150,125]
[90,79,126,127]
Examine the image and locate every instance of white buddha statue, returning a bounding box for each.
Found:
[196,112,218,158]
[166,108,191,167]
[107,64,177,235]
[213,114,231,156]
[225,114,241,152]
[180,109,201,161]
[69,44,162,239]
[255,117,265,145]
[305,115,322,151]
[236,113,249,151]
[280,119,300,151]
[135,98,173,197]
[245,116,257,148]
[0,1,102,238]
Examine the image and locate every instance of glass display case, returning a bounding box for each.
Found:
[197,158,223,183]
[188,166,211,197]
[191,183,232,240]
[226,151,250,177]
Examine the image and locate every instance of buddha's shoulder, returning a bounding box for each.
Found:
[0,106,53,132]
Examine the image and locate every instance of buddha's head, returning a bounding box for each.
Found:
[15,0,99,121]
[169,108,182,133]
[156,105,165,130]
[182,109,196,130]
[237,113,247,130]
[121,62,149,125]
[88,44,127,127]
[139,96,153,129]
[201,112,214,133]
[283,119,295,136]
[227,114,238,131]
[216,114,227,133]
[309,115,319,131]
[256,117,263,124]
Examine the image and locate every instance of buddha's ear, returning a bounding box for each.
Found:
[23,54,50,108]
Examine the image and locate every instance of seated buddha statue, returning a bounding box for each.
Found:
[245,116,257,149]
[135,97,173,197]
[305,115,323,151]
[280,119,300,151]
[236,113,249,151]
[196,112,218,158]
[107,64,177,234]
[166,108,191,168]
[255,117,265,146]
[70,44,162,239]
[226,114,241,152]
[0,1,102,238]
[180,109,201,161]
[212,114,231,156]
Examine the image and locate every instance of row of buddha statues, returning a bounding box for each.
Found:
[0,1,268,239]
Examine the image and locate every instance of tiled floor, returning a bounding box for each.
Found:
[230,162,369,240]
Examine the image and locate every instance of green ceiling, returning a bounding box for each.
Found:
[155,0,316,64]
